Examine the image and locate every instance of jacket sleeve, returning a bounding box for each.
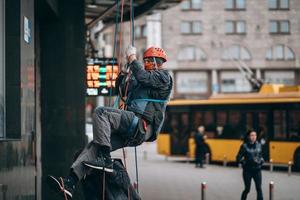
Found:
[236,144,246,163]
[115,73,125,96]
[130,60,170,89]
[258,143,265,165]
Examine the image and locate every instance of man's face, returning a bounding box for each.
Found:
[143,58,154,71]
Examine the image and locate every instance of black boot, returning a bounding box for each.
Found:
[83,146,113,172]
[46,175,75,199]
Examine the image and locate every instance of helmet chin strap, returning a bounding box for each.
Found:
[153,57,158,70]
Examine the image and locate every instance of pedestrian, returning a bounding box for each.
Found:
[236,129,264,200]
[46,46,173,199]
[194,126,206,168]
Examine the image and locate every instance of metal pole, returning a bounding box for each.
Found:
[269,181,274,200]
[205,153,210,165]
[288,161,292,176]
[223,155,227,167]
[201,182,206,200]
[270,159,273,172]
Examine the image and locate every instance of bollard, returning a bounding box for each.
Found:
[288,161,292,176]
[205,153,210,165]
[143,150,147,161]
[270,159,273,172]
[1,184,8,200]
[269,181,274,200]
[201,182,206,200]
[223,155,227,167]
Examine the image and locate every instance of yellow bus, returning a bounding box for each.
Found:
[157,85,300,170]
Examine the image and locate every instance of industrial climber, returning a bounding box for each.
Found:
[47,45,173,199]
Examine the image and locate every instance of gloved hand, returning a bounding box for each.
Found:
[125,45,137,63]
[125,45,136,57]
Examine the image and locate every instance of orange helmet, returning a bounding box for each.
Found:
[143,47,167,62]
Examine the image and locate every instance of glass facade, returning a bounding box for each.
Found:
[220,71,252,92]
[178,46,195,60]
[265,45,295,60]
[264,71,295,85]
[180,21,190,34]
[269,0,289,9]
[225,21,246,34]
[181,21,202,34]
[226,0,246,10]
[181,0,202,10]
[222,45,251,60]
[0,0,4,137]
[269,20,290,34]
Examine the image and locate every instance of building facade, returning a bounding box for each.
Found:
[97,0,300,99]
[164,0,300,99]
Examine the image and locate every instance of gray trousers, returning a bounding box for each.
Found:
[71,107,145,180]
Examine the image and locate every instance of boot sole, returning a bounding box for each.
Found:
[46,175,73,199]
[83,163,114,172]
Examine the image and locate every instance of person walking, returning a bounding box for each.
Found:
[236,129,264,200]
[194,126,206,168]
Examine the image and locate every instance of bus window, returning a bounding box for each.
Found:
[192,111,204,132]
[161,112,171,133]
[258,112,268,138]
[204,111,216,138]
[216,111,227,137]
[222,111,243,139]
[273,110,287,140]
[170,112,190,155]
[288,110,300,141]
[246,112,253,131]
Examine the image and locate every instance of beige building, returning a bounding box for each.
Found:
[94,0,300,99]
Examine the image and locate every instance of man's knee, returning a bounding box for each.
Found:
[94,106,106,115]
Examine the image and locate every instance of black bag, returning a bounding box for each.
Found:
[81,159,141,200]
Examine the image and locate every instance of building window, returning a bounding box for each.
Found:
[103,33,112,44]
[269,20,290,34]
[135,25,147,39]
[135,26,141,38]
[222,45,251,60]
[225,20,246,34]
[0,0,5,137]
[264,71,295,85]
[181,21,203,34]
[269,0,289,10]
[176,71,208,94]
[266,45,295,60]
[181,0,202,10]
[178,46,207,61]
[226,0,246,10]
[141,25,147,38]
[220,71,252,93]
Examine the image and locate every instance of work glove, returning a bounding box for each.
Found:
[125,45,136,58]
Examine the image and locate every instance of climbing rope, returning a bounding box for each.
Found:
[60,177,68,200]
[109,0,140,197]
[102,168,106,200]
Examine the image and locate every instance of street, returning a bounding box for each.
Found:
[112,142,300,200]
